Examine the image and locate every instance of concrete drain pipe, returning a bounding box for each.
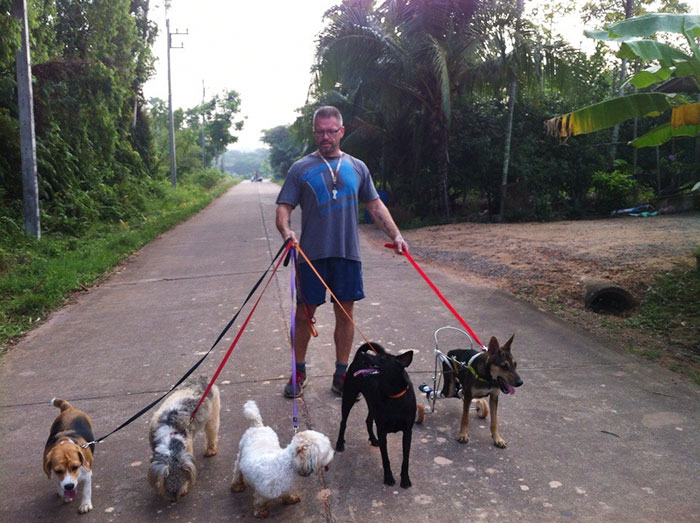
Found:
[582,277,636,315]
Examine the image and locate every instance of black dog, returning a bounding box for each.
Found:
[440,335,522,447]
[335,342,416,488]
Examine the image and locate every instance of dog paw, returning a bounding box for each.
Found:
[384,475,396,486]
[456,433,469,444]
[231,481,246,493]
[253,507,269,518]
[78,503,93,514]
[368,437,379,447]
[400,477,412,489]
[282,494,301,505]
[204,447,218,457]
[335,442,345,452]
[493,438,507,449]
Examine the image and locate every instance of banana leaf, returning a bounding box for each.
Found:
[546,93,671,138]
[630,122,700,147]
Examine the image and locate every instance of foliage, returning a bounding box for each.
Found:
[546,13,700,150]
[185,90,244,166]
[1,0,158,235]
[261,125,304,178]
[0,178,235,351]
[626,267,700,362]
[221,148,271,177]
[296,0,623,223]
[590,169,647,213]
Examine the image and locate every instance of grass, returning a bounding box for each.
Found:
[624,267,700,384]
[0,178,235,353]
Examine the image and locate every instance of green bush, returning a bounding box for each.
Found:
[192,168,226,190]
[590,170,647,214]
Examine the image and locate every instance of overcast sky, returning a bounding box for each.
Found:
[143,0,338,150]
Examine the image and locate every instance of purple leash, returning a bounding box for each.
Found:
[289,247,299,433]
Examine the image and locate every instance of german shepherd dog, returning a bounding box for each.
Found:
[335,342,416,488]
[440,335,522,447]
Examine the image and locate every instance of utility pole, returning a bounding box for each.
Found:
[165,1,187,188]
[12,0,40,239]
[201,81,206,167]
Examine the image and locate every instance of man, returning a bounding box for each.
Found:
[276,105,409,398]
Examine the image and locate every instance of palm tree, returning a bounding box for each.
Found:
[314,0,485,222]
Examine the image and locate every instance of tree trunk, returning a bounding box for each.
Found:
[438,146,451,223]
[500,79,517,221]
[610,0,634,168]
[609,57,628,166]
[499,0,523,222]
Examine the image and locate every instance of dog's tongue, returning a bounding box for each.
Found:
[505,383,515,395]
[64,488,77,501]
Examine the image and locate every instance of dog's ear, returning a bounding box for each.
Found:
[148,461,169,493]
[396,350,413,368]
[43,449,54,478]
[501,334,515,352]
[183,457,197,486]
[487,336,500,353]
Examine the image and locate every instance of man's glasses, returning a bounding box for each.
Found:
[313,128,342,137]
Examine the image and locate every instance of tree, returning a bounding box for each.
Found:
[261,125,303,178]
[546,14,700,150]
[315,0,486,222]
[186,90,244,167]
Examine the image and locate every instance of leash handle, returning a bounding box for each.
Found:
[384,243,485,348]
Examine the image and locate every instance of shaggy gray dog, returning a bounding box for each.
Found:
[147,376,220,501]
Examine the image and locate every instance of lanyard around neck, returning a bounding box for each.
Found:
[317,151,343,199]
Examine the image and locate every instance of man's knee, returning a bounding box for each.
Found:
[334,301,354,323]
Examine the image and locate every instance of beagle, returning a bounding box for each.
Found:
[43,398,95,514]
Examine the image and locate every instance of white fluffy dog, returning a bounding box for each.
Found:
[231,400,334,518]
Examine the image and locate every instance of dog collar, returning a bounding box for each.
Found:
[387,385,409,399]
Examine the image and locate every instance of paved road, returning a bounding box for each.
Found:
[1,181,698,522]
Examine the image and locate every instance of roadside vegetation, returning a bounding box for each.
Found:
[0,1,242,352]
[263,1,698,225]
[627,267,700,383]
[0,174,234,353]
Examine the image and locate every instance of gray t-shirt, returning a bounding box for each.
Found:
[276,153,379,262]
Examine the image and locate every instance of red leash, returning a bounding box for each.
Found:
[384,243,485,348]
[191,242,293,418]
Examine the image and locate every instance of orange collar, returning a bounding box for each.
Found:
[387,385,409,399]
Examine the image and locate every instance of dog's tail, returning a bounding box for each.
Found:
[243,400,264,427]
[51,398,73,411]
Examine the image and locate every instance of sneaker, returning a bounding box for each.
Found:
[331,372,346,396]
[283,372,306,398]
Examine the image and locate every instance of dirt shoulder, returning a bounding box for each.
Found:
[363,212,700,379]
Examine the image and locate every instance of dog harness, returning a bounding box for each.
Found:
[466,352,491,383]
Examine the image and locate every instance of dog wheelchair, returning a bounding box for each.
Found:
[418,326,489,418]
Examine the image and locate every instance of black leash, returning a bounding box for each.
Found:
[83,239,291,447]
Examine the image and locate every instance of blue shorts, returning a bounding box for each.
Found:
[297,258,364,305]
